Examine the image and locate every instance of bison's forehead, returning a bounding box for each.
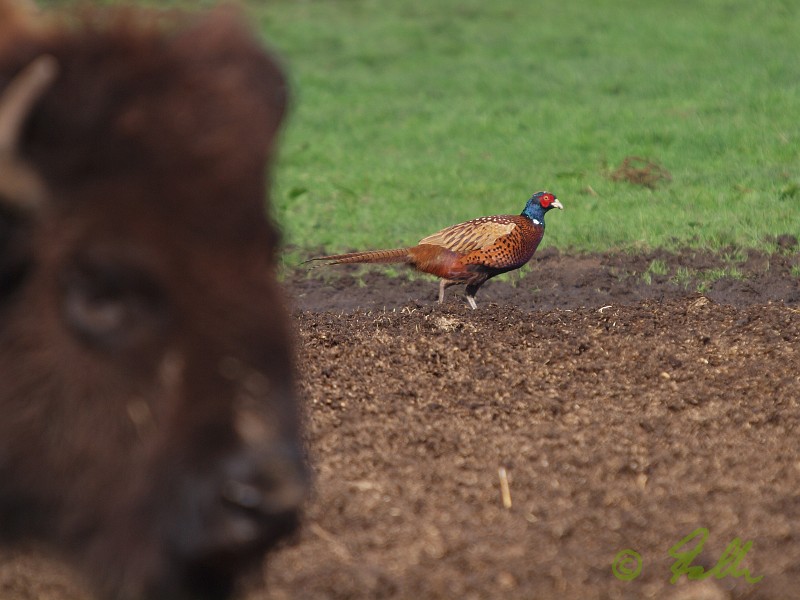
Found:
[5,8,287,218]
[48,170,281,256]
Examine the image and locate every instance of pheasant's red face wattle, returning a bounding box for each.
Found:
[539,193,555,208]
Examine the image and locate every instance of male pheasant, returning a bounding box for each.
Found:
[307,191,563,309]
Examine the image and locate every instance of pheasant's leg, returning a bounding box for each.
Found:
[439,279,466,305]
[465,283,480,310]
[439,279,458,304]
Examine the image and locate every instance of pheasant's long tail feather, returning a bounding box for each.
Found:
[304,248,412,266]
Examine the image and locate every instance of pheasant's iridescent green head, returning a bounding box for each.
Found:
[522,191,563,224]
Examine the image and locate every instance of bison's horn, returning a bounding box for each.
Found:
[0,54,58,212]
[0,54,57,154]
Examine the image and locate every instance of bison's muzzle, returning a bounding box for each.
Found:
[163,437,308,599]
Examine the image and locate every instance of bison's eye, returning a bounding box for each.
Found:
[61,263,166,350]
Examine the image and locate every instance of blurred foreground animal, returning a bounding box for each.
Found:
[0,3,307,599]
[308,191,563,308]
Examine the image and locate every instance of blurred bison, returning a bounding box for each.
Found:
[0,2,307,599]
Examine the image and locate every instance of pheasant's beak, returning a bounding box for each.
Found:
[552,199,564,210]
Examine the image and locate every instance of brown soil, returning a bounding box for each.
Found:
[3,248,800,600]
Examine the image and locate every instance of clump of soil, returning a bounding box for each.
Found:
[609,156,672,189]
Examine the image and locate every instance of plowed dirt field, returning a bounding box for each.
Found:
[3,248,799,600]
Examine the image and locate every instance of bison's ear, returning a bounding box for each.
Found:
[0,54,57,216]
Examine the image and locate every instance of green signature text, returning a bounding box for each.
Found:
[667,527,763,584]
[612,527,764,584]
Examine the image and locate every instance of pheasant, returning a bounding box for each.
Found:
[306,191,563,309]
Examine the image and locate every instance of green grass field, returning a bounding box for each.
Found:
[43,0,800,256]
[249,0,800,257]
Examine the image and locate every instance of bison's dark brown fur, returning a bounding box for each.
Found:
[0,3,307,599]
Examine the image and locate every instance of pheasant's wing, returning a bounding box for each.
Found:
[418,216,517,254]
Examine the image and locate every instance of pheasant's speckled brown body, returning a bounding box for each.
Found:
[307,191,562,308]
